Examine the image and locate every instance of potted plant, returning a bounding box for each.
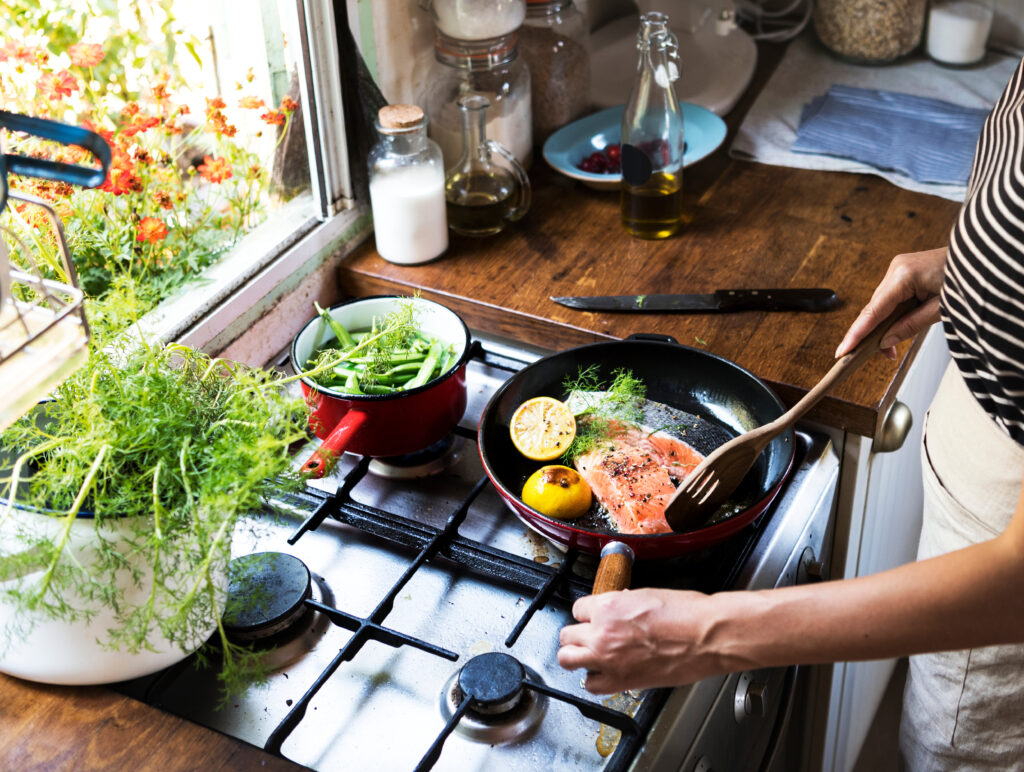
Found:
[0,335,308,692]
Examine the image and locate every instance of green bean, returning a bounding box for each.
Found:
[404,341,442,390]
[334,371,362,395]
[315,302,356,348]
[362,384,397,395]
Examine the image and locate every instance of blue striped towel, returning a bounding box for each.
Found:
[792,85,989,186]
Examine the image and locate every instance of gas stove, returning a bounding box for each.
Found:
[117,338,839,772]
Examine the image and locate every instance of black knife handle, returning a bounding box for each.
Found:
[713,288,837,312]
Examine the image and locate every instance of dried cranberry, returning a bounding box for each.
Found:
[605,144,621,163]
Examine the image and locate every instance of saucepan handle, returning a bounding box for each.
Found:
[301,408,369,478]
[592,541,634,594]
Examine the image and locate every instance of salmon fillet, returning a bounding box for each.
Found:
[574,421,704,535]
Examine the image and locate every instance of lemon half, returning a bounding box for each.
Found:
[521,465,592,520]
[509,396,576,462]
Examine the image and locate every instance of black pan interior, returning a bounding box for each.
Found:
[479,340,794,534]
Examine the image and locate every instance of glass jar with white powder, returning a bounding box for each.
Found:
[424,31,533,171]
[926,0,994,66]
[367,105,449,265]
[423,0,527,41]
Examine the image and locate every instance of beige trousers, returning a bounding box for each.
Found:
[899,361,1024,771]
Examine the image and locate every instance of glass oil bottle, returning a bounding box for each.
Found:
[444,94,531,237]
[620,12,685,240]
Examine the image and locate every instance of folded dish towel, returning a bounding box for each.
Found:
[791,85,990,186]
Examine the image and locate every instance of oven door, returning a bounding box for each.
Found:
[630,430,839,772]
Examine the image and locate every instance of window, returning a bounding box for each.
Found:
[0,0,364,362]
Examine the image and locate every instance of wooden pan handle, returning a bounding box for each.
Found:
[592,542,634,594]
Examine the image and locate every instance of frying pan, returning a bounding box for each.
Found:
[477,335,794,590]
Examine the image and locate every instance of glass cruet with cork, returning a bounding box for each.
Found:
[444,94,531,237]
[367,104,449,265]
[620,12,685,240]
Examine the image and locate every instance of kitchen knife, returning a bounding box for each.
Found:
[551,288,838,313]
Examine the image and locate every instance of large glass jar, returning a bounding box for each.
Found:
[424,31,533,170]
[518,0,591,144]
[367,105,449,265]
[423,0,527,41]
[814,0,926,63]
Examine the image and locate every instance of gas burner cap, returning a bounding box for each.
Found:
[458,652,525,714]
[440,653,548,744]
[223,552,311,641]
[368,434,463,479]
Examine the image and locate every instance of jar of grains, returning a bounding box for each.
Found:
[424,31,533,170]
[814,0,926,63]
[518,0,591,144]
[424,0,526,41]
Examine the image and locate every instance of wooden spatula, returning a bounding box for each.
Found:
[663,299,917,532]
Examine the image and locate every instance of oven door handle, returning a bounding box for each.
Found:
[757,664,800,772]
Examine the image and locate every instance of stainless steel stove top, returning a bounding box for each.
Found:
[118,339,839,772]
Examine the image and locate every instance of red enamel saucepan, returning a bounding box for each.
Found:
[292,296,472,478]
[477,335,795,592]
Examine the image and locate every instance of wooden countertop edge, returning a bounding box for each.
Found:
[0,674,306,771]
[338,270,919,438]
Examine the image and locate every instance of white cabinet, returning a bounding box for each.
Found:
[812,325,951,772]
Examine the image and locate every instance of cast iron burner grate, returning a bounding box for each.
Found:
[116,341,790,772]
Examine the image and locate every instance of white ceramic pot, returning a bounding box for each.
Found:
[0,502,227,685]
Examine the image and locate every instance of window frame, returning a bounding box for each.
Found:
[141,0,367,356]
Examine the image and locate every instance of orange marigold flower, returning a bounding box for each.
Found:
[238,95,265,109]
[68,43,103,67]
[205,96,226,113]
[37,70,80,101]
[153,190,174,210]
[152,72,171,103]
[207,111,238,137]
[1,41,37,63]
[137,217,168,244]
[280,96,299,113]
[260,109,285,126]
[198,155,232,183]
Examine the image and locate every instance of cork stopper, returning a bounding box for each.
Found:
[378,104,425,130]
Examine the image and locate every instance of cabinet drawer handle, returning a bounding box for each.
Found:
[873,400,913,454]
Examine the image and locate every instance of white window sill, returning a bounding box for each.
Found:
[138,196,371,363]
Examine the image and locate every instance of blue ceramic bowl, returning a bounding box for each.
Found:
[542,103,727,191]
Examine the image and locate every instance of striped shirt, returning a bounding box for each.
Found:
[941,57,1024,446]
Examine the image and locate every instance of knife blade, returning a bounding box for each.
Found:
[550,288,838,313]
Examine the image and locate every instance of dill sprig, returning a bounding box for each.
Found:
[560,365,646,463]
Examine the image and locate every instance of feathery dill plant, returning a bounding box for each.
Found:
[0,335,309,699]
[560,365,646,463]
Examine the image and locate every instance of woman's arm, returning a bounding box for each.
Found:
[558,474,1024,694]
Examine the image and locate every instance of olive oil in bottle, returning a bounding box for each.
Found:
[443,94,530,237]
[621,170,683,239]
[445,171,517,236]
[619,12,685,240]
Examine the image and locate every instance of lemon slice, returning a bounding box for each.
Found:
[522,465,592,520]
[509,396,576,461]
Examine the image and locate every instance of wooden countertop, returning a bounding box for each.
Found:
[0,675,305,771]
[338,44,961,438]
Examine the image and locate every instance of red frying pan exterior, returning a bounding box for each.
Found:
[477,336,795,561]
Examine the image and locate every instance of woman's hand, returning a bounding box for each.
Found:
[835,247,948,360]
[557,588,736,694]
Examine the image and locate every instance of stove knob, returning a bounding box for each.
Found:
[734,671,768,722]
[798,546,824,584]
